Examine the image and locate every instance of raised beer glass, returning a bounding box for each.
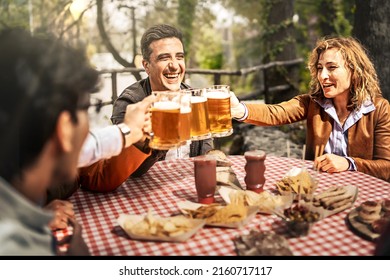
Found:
[149,91,182,150]
[183,88,212,141]
[178,91,192,145]
[204,85,233,138]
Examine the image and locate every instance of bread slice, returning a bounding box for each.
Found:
[216,166,243,190]
[205,150,242,190]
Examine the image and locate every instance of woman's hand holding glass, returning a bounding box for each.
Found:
[230,91,246,119]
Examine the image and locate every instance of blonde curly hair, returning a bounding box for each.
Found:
[308,36,382,110]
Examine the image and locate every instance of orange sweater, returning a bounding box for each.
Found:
[78,145,151,192]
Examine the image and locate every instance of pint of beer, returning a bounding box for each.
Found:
[179,92,191,144]
[149,91,181,150]
[184,89,211,140]
[204,85,233,137]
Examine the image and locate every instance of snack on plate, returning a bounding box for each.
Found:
[358,201,382,225]
[206,194,248,224]
[124,211,194,237]
[283,204,321,223]
[227,188,292,213]
[182,195,248,225]
[185,203,221,220]
[312,185,354,212]
[206,203,247,224]
[276,168,314,195]
[283,204,321,237]
[346,199,390,241]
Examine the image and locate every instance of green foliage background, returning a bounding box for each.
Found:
[1,0,357,95]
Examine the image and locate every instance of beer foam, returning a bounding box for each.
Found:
[190,96,207,103]
[181,107,191,113]
[204,91,230,99]
[153,101,180,110]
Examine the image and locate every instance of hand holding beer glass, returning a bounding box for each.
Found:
[204,85,233,137]
[149,91,182,150]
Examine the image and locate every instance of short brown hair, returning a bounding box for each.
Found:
[141,24,184,62]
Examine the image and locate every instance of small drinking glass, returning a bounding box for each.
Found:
[194,155,217,204]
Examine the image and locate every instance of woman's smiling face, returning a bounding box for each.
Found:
[317,48,352,99]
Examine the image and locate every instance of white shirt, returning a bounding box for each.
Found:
[315,98,375,170]
[77,125,123,168]
[165,142,191,160]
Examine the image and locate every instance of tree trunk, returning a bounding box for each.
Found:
[96,0,141,81]
[318,0,338,36]
[353,0,390,100]
[263,0,299,104]
[178,0,197,68]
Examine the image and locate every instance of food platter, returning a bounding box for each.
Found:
[346,207,380,241]
[218,186,293,215]
[302,185,358,218]
[177,200,258,228]
[346,200,390,242]
[276,167,316,197]
[117,213,205,243]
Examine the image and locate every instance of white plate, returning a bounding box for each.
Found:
[117,213,205,243]
[177,200,258,228]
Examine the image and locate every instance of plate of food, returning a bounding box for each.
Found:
[279,204,323,237]
[346,199,390,241]
[117,211,205,242]
[218,186,293,215]
[275,167,316,199]
[304,185,358,218]
[177,200,258,228]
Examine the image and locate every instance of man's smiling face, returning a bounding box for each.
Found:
[142,37,186,91]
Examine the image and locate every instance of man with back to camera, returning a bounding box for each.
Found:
[0,27,151,255]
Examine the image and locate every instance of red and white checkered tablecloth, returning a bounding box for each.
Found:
[58,155,390,256]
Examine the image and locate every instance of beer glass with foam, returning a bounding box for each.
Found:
[204,85,233,137]
[149,91,181,150]
[178,91,192,145]
[183,88,211,140]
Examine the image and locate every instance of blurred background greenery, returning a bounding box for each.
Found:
[1,0,388,102]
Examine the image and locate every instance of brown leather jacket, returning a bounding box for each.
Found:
[244,94,390,182]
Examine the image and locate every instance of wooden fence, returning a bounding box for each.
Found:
[97,58,304,107]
